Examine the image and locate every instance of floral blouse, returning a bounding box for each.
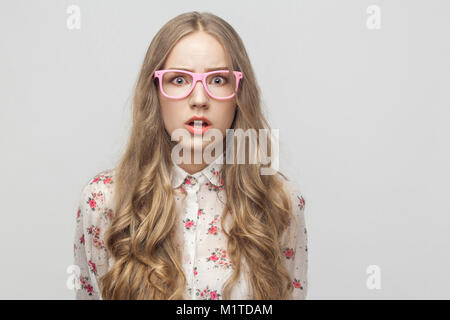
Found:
[73,153,308,300]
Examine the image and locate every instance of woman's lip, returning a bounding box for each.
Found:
[185,123,212,134]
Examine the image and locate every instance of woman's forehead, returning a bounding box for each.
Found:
[164,33,231,70]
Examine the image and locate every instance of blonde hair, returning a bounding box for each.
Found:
[99,11,295,299]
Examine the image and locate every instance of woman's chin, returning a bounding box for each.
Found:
[177,141,207,152]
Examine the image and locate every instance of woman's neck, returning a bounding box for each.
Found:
[177,162,209,175]
[175,148,221,175]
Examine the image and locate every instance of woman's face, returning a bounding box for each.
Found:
[158,31,237,160]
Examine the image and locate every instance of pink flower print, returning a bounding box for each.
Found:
[86,284,93,294]
[87,225,101,237]
[184,176,197,186]
[198,209,205,217]
[209,254,219,262]
[205,182,224,192]
[88,199,96,209]
[76,208,80,219]
[207,248,232,269]
[183,218,195,230]
[210,168,224,187]
[196,286,221,300]
[88,259,97,275]
[104,208,114,221]
[206,215,219,235]
[297,195,305,210]
[185,221,194,229]
[208,225,217,235]
[93,237,104,249]
[293,278,303,290]
[79,276,94,296]
[92,192,104,202]
[87,191,104,211]
[193,267,198,276]
[90,173,114,185]
[199,288,207,298]
[283,248,295,259]
[79,234,85,245]
[210,291,218,300]
[87,225,105,250]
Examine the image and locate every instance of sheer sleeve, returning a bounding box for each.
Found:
[73,183,102,300]
[280,180,309,300]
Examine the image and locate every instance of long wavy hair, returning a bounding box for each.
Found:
[99,11,295,299]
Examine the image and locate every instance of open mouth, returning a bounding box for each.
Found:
[188,120,208,127]
[185,120,211,134]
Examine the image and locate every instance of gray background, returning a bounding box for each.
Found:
[0,0,449,299]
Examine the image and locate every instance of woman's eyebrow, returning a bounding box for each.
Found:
[166,66,229,72]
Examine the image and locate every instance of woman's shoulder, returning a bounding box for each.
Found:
[81,168,116,194]
[78,168,117,224]
[85,168,116,186]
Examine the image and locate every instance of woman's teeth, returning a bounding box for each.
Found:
[190,120,207,127]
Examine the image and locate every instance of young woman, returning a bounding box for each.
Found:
[73,11,308,300]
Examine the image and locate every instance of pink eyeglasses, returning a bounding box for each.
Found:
[153,69,243,100]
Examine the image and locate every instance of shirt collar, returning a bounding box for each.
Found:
[171,153,225,189]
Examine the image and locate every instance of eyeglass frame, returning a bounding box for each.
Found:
[153,69,244,100]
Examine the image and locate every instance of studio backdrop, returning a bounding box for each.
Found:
[0,0,449,299]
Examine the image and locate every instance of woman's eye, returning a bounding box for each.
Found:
[212,76,226,85]
[171,76,186,85]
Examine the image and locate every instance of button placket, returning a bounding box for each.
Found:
[182,175,201,299]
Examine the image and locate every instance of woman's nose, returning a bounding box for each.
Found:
[189,81,209,105]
